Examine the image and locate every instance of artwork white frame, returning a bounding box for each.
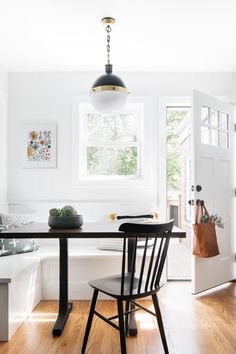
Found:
[22,123,57,168]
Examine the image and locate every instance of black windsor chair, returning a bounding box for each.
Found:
[81,220,174,354]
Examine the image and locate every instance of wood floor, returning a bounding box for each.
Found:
[0,281,235,354]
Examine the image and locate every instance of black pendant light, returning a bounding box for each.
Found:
[90,17,129,114]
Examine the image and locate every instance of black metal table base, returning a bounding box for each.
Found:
[53,302,73,336]
[52,238,71,336]
[52,237,138,336]
[128,302,138,336]
[128,238,138,336]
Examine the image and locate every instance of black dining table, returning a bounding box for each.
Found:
[3,221,186,336]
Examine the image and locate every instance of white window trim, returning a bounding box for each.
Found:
[72,95,154,189]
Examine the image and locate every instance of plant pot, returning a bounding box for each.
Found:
[48,215,83,229]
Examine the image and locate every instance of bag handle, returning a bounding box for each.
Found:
[195,200,211,224]
[201,200,210,218]
[195,200,203,224]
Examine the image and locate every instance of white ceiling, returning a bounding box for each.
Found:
[0,0,236,72]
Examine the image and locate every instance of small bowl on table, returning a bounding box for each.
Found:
[48,215,83,229]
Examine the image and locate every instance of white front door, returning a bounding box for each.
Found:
[191,90,235,294]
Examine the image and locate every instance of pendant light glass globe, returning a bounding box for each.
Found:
[90,67,128,114]
[90,18,129,114]
[90,90,128,115]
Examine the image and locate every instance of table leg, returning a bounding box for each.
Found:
[127,238,138,336]
[52,238,73,336]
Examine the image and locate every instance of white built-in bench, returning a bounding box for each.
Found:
[0,245,126,341]
[0,241,154,341]
[0,252,41,341]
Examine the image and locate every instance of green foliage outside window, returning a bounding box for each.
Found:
[87,146,137,175]
[86,113,138,176]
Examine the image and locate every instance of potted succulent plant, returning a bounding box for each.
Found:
[48,205,83,229]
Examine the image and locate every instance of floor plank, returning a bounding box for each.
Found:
[0,281,235,354]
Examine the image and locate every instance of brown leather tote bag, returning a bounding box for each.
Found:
[192,201,219,258]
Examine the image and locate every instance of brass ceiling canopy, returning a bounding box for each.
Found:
[101,17,116,25]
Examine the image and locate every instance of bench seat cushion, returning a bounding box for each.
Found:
[0,213,38,257]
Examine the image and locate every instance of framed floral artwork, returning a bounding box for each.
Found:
[22,123,57,168]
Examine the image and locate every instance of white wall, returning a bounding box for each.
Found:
[7,72,236,222]
[0,71,8,212]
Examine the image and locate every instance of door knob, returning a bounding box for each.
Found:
[196,185,202,192]
[188,199,194,205]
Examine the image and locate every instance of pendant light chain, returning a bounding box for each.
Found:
[106,25,112,64]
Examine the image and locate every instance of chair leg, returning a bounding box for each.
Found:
[125,300,130,336]
[81,289,99,354]
[117,299,127,354]
[152,294,169,354]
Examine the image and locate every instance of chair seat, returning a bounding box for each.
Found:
[89,273,159,298]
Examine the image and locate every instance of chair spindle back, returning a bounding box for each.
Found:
[119,220,174,295]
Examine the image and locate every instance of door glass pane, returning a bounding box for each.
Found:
[211,109,219,128]
[219,131,229,148]
[219,112,228,130]
[201,126,210,144]
[201,106,209,125]
[211,129,218,146]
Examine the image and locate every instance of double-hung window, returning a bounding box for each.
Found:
[78,103,143,180]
